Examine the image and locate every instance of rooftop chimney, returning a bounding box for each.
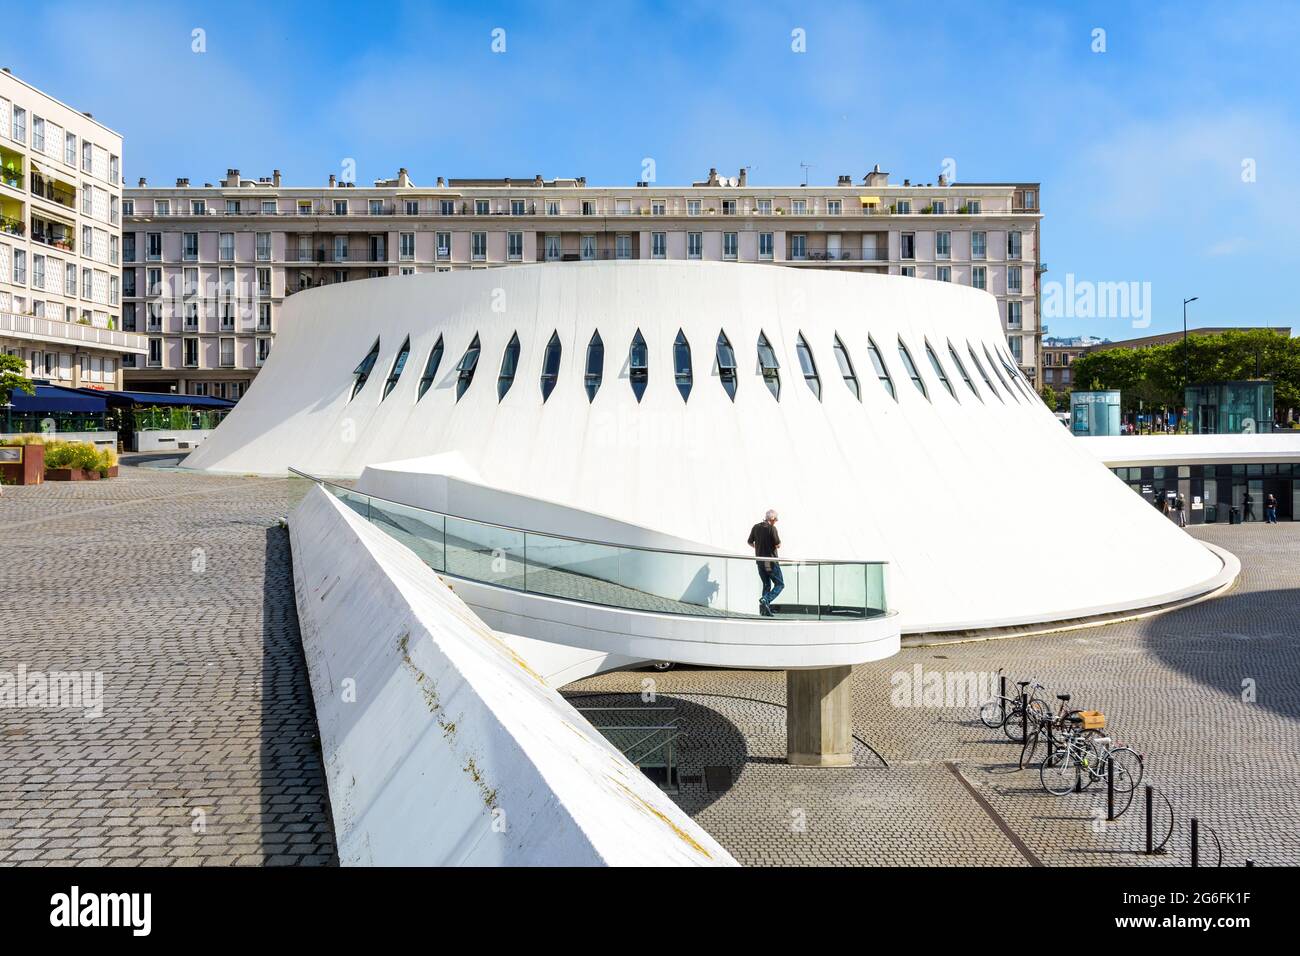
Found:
[397,167,411,187]
[534,174,543,186]
[738,168,748,186]
[837,174,852,186]
[707,167,720,186]
[438,176,447,188]
[273,169,281,187]
[328,173,337,187]
[137,177,147,187]
[864,164,890,187]
[176,177,189,187]
[937,172,948,187]
[222,168,241,187]
[903,178,911,187]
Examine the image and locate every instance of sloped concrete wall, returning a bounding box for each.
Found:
[290,483,735,866]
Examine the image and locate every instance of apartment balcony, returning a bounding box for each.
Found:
[29,171,76,211]
[286,248,387,264]
[0,147,23,192]
[0,311,148,355]
[29,214,76,253]
[1,194,24,237]
[785,248,889,263]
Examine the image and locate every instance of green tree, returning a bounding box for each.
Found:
[0,353,34,406]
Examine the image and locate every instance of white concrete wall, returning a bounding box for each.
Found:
[135,429,214,452]
[290,484,736,866]
[190,261,1225,632]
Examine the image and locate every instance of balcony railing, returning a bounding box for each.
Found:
[30,176,76,210]
[30,231,75,252]
[292,469,889,623]
[787,249,889,263]
[0,312,148,354]
[0,216,23,237]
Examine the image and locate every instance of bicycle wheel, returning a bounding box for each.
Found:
[1107,747,1144,793]
[979,699,1007,729]
[1002,706,1029,742]
[1040,746,1080,796]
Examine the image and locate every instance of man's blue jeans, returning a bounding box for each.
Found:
[758,561,784,606]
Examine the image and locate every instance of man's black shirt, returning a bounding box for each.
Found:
[748,522,780,558]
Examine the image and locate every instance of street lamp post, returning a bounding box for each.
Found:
[1183,296,1198,430]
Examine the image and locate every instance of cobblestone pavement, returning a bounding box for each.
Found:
[567,523,1300,867]
[0,461,336,866]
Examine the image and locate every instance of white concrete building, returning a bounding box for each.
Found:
[0,68,139,389]
[122,165,1042,399]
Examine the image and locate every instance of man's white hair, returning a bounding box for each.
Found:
[765,509,778,521]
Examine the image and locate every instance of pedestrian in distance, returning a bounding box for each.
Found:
[1175,493,1187,528]
[1244,491,1255,522]
[747,509,783,617]
[1265,493,1278,524]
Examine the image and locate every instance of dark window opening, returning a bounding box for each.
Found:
[757,331,780,400]
[983,343,1019,402]
[351,338,380,399]
[716,330,737,400]
[673,329,693,401]
[455,334,481,400]
[498,332,521,400]
[629,329,648,402]
[417,335,444,400]
[867,335,896,400]
[968,344,1003,403]
[585,331,604,402]
[540,331,562,402]
[925,339,956,400]
[947,341,980,401]
[382,336,410,399]
[897,338,928,399]
[795,332,821,400]
[833,334,860,400]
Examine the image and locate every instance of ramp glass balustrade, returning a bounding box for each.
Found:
[291,470,887,622]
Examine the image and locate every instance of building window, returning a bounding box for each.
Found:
[895,199,911,214]
[182,233,198,261]
[967,199,982,214]
[673,329,692,401]
[756,199,772,215]
[968,345,1002,402]
[507,232,523,260]
[383,337,411,399]
[936,266,951,282]
[184,337,199,368]
[219,233,234,261]
[867,336,896,400]
[540,331,562,402]
[971,231,987,259]
[721,200,737,216]
[826,199,841,216]
[629,329,648,402]
[497,333,521,400]
[440,199,456,216]
[350,338,381,398]
[471,232,487,260]
[925,340,957,400]
[12,249,25,284]
[584,331,604,402]
[406,200,421,216]
[258,303,271,330]
[581,235,596,260]
[399,232,415,261]
[581,200,597,216]
[723,232,738,259]
[651,200,666,216]
[900,266,916,278]
[687,200,701,217]
[256,233,271,260]
[455,334,481,400]
[545,201,559,216]
[791,199,807,215]
[257,338,272,365]
[972,266,987,290]
[73,263,86,295]
[475,199,490,216]
[795,333,820,400]
[1007,230,1022,258]
[833,334,860,400]
[897,339,928,399]
[1007,300,1023,327]
[1007,265,1023,293]
[510,199,525,216]
[146,233,162,261]
[219,337,236,368]
[716,330,737,400]
[436,233,451,259]
[370,200,384,216]
[759,233,774,259]
[545,235,561,261]
[123,233,136,263]
[790,234,807,260]
[1008,335,1024,364]
[948,341,981,401]
[936,231,951,258]
[900,233,915,259]
[687,232,702,259]
[652,232,667,259]
[148,337,162,366]
[417,335,445,400]
[64,131,76,166]
[757,331,780,400]
[615,235,631,259]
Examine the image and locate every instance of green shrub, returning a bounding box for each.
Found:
[41,439,113,474]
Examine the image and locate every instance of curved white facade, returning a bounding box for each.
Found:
[187,261,1227,632]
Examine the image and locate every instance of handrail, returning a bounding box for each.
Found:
[288,466,886,567]
[291,466,888,622]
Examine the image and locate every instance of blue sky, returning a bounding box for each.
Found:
[9,0,1298,338]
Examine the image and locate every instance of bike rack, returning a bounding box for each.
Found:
[1144,784,1175,855]
[1190,818,1224,868]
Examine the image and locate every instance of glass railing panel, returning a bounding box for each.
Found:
[326,484,371,520]
[369,498,447,572]
[867,563,888,616]
[768,560,821,620]
[444,515,526,590]
[614,547,731,616]
[820,562,868,619]
[522,532,624,605]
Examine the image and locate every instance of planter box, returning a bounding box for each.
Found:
[0,442,45,485]
[45,465,116,481]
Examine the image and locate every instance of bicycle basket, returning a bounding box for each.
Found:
[1079,710,1106,730]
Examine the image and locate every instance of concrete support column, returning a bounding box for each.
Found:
[786,665,854,767]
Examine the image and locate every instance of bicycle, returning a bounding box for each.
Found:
[1039,720,1143,796]
[979,679,1051,743]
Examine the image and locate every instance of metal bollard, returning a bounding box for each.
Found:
[1246,859,1254,867]
[1020,693,1028,745]
[1000,675,1007,724]
[1191,818,1199,868]
[1107,758,1115,821]
[1145,785,1154,854]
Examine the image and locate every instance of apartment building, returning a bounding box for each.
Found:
[1041,336,1105,391]
[123,164,1042,398]
[0,68,140,391]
